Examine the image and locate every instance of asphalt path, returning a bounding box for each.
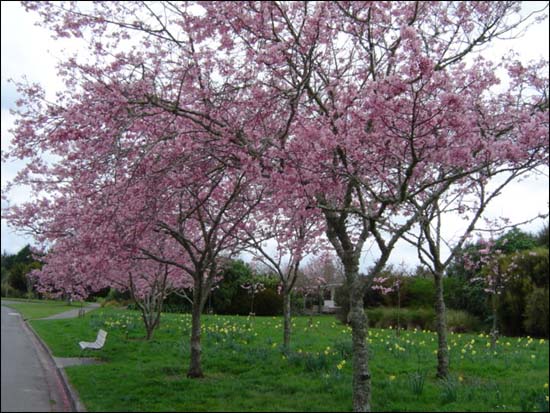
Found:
[1,304,69,412]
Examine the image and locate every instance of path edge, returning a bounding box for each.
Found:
[23,318,88,412]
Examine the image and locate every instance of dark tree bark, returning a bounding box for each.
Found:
[283,291,292,349]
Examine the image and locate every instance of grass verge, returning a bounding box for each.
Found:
[28,308,549,412]
[2,298,87,319]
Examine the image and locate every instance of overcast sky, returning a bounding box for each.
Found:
[1,2,549,272]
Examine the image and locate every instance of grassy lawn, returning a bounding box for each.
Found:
[29,308,549,412]
[1,298,87,319]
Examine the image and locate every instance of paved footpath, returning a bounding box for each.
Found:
[1,301,102,412]
[39,302,101,320]
[1,304,71,412]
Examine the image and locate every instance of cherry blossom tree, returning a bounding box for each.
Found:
[8,187,194,340]
[6,0,279,378]
[199,3,548,410]
[5,2,548,411]
[399,53,549,370]
[241,201,323,349]
[465,236,511,348]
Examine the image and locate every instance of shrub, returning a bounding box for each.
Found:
[211,259,254,314]
[254,288,283,316]
[444,275,491,322]
[446,309,482,333]
[363,307,481,333]
[366,307,435,331]
[401,277,435,308]
[225,288,253,315]
[105,288,131,302]
[1,282,23,298]
[523,288,549,338]
[7,262,29,293]
[496,228,538,254]
[291,294,305,315]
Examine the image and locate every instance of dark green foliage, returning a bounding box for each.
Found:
[445,310,482,333]
[211,260,254,314]
[446,227,550,337]
[367,307,435,330]
[498,248,549,337]
[0,282,23,298]
[496,228,538,254]
[535,223,549,248]
[7,262,29,292]
[443,275,491,321]
[1,245,43,297]
[162,291,192,313]
[209,260,281,315]
[507,248,549,289]
[523,288,549,338]
[225,287,253,315]
[253,288,283,316]
[88,287,111,300]
[290,294,305,315]
[105,287,132,302]
[400,277,435,308]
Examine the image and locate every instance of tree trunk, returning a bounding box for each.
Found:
[142,307,161,341]
[145,319,155,340]
[283,291,291,350]
[187,289,204,378]
[318,286,323,314]
[396,283,401,338]
[434,271,449,379]
[142,310,155,340]
[491,294,499,350]
[349,275,371,412]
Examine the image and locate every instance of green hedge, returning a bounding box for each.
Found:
[365,307,481,333]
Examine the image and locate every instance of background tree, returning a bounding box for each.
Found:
[241,202,322,349]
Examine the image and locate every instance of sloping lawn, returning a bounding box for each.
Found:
[30,308,549,412]
[2,298,87,319]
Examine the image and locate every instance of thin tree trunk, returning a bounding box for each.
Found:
[491,294,499,350]
[141,303,162,341]
[187,288,204,378]
[396,282,401,338]
[434,271,449,379]
[141,310,155,340]
[318,286,323,314]
[283,291,291,350]
[349,274,371,412]
[145,320,155,340]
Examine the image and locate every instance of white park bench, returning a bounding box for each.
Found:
[79,329,107,356]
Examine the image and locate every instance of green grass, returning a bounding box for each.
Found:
[28,308,549,412]
[2,297,68,304]
[1,298,86,319]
